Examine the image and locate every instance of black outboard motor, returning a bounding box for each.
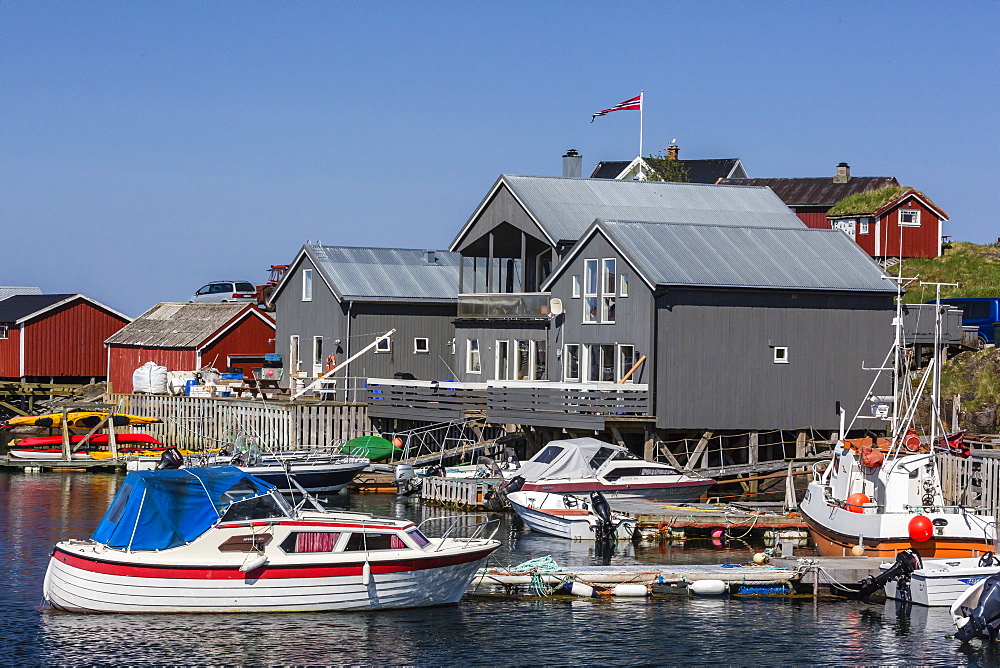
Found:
[156,447,184,470]
[483,475,525,512]
[956,572,1000,642]
[828,548,922,601]
[590,492,615,542]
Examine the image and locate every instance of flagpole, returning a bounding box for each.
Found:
[638,90,644,179]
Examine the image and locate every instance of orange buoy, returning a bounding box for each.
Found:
[392,437,403,449]
[845,492,870,514]
[908,515,933,542]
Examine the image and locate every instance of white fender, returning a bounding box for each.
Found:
[362,560,372,585]
[565,582,594,597]
[689,579,727,596]
[612,584,648,597]
[240,553,268,572]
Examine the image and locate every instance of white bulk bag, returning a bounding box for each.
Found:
[133,361,169,394]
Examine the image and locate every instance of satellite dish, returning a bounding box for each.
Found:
[549,298,564,316]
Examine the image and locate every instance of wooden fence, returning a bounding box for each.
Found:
[421,477,499,509]
[108,394,373,452]
[487,381,650,429]
[939,452,1000,518]
[366,379,488,422]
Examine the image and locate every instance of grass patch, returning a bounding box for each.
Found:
[898,242,1000,303]
[828,185,907,215]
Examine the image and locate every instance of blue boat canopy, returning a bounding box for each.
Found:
[92,466,277,551]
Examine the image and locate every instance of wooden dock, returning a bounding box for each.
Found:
[608,498,808,539]
[0,455,122,472]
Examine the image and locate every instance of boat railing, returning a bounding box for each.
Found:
[416,514,501,551]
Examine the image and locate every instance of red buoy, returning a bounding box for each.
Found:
[908,515,933,542]
[845,493,870,514]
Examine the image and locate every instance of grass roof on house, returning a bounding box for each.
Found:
[828,185,941,216]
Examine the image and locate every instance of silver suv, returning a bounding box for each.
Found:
[189,281,258,303]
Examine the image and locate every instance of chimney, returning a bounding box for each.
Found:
[666,142,679,160]
[562,149,582,178]
[425,250,437,265]
[834,162,851,184]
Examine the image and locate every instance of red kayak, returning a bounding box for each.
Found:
[13,434,163,448]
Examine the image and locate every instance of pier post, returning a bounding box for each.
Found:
[748,432,759,495]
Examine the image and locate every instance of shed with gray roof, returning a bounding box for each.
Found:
[105,303,275,393]
[269,244,462,385]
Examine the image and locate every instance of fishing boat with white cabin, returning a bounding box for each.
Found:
[43,466,500,613]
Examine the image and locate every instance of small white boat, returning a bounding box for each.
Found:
[952,571,1000,642]
[43,466,500,613]
[883,555,1000,606]
[198,441,370,494]
[514,437,714,501]
[506,490,636,541]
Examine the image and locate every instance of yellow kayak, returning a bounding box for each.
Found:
[89,449,195,460]
[7,412,162,429]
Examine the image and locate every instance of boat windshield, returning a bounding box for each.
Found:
[589,447,617,470]
[220,491,291,522]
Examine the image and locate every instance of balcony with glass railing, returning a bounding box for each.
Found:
[457,293,552,320]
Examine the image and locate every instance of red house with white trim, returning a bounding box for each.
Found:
[105,303,275,393]
[826,187,947,260]
[0,294,131,382]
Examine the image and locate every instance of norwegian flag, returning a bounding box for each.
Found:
[591,94,642,122]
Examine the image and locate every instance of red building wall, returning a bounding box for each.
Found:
[794,210,832,230]
[107,347,197,394]
[200,312,275,376]
[21,300,129,378]
[873,198,942,259]
[0,326,21,377]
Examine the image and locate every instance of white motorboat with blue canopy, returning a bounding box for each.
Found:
[43,466,500,613]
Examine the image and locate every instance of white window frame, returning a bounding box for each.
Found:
[413,337,430,354]
[530,339,547,381]
[495,340,510,380]
[0,325,7,339]
[466,339,481,374]
[773,346,789,364]
[563,344,581,382]
[583,259,598,323]
[312,336,324,374]
[858,218,869,235]
[898,209,921,227]
[601,258,616,323]
[572,275,581,299]
[620,274,629,297]
[514,339,530,380]
[289,335,301,372]
[617,344,636,383]
[375,336,392,353]
[302,269,313,301]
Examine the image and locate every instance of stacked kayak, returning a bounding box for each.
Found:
[7,412,162,429]
[8,434,170,460]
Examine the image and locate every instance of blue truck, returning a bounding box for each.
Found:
[934,298,1000,348]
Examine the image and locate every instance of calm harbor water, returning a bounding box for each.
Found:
[2,470,997,666]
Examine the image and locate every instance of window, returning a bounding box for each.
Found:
[0,325,7,339]
[533,445,564,464]
[414,338,429,354]
[406,529,431,549]
[584,259,598,323]
[620,274,629,297]
[312,336,323,369]
[302,269,313,301]
[467,339,481,374]
[280,532,342,553]
[596,259,616,323]
[564,344,580,381]
[343,533,408,551]
[235,282,256,293]
[572,275,581,299]
[496,340,511,380]
[289,335,300,372]
[375,336,392,353]
[515,340,530,380]
[858,218,869,235]
[618,344,636,383]
[586,343,615,382]
[899,209,921,227]
[589,447,616,470]
[774,346,789,364]
[532,340,547,380]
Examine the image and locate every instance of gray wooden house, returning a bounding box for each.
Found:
[269,245,461,393]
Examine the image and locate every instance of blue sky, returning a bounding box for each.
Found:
[3,2,997,316]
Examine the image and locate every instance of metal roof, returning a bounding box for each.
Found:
[0,286,42,302]
[0,294,79,322]
[598,220,895,293]
[718,177,900,207]
[105,303,271,347]
[309,246,460,302]
[500,175,805,244]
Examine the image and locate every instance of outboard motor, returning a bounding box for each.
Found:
[956,572,1000,642]
[590,492,615,542]
[156,447,184,470]
[828,548,922,601]
[483,475,525,512]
